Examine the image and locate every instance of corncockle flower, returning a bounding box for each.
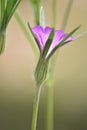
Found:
[27,4,82,130]
[28,23,80,86]
[26,4,84,130]
[32,25,73,57]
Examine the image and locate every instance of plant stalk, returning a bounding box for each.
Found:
[31,84,42,130]
[45,84,54,130]
[61,0,74,30]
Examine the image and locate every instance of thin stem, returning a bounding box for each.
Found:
[44,0,57,129]
[31,84,42,130]
[0,29,6,54]
[34,2,40,25]
[61,0,74,30]
[15,12,39,58]
[31,0,40,25]
[45,2,74,130]
[45,85,54,130]
[45,57,55,130]
[52,0,56,27]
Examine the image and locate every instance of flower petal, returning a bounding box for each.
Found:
[32,26,52,52]
[32,26,73,57]
[47,30,63,56]
[60,33,73,45]
[32,26,43,52]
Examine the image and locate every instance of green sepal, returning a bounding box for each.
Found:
[35,57,48,86]
[28,23,38,43]
[48,25,81,60]
[42,28,54,58]
[28,22,41,54]
[0,30,6,54]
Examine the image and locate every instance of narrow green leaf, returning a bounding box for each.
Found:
[0,0,21,29]
[48,25,81,60]
[15,14,38,57]
[0,0,5,28]
[1,0,5,20]
[0,0,15,29]
[6,0,21,26]
[5,0,17,17]
[42,28,54,58]
[2,0,14,26]
[6,0,13,15]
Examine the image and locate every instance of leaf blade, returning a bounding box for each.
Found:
[6,0,21,26]
[0,0,5,28]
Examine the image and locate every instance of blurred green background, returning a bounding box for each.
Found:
[0,0,87,130]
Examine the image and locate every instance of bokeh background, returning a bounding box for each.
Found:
[0,0,87,130]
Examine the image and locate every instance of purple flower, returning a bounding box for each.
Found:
[32,25,73,57]
[31,24,80,85]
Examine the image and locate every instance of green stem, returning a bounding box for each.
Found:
[45,54,56,130]
[45,84,54,130]
[44,0,57,129]
[31,0,40,25]
[15,12,39,58]
[52,0,56,27]
[61,0,74,30]
[0,29,6,54]
[31,84,42,130]
[34,2,40,25]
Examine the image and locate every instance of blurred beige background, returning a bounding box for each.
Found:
[0,0,87,130]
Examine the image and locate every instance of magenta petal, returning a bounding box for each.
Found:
[60,33,73,45]
[47,30,63,56]
[32,26,73,57]
[32,26,52,52]
[40,27,52,46]
[32,26,44,52]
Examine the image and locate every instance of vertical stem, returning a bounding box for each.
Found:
[45,55,56,130]
[31,85,42,130]
[61,0,74,30]
[52,0,56,27]
[45,85,54,130]
[44,0,57,129]
[15,12,39,57]
[33,0,40,25]
[0,30,6,54]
